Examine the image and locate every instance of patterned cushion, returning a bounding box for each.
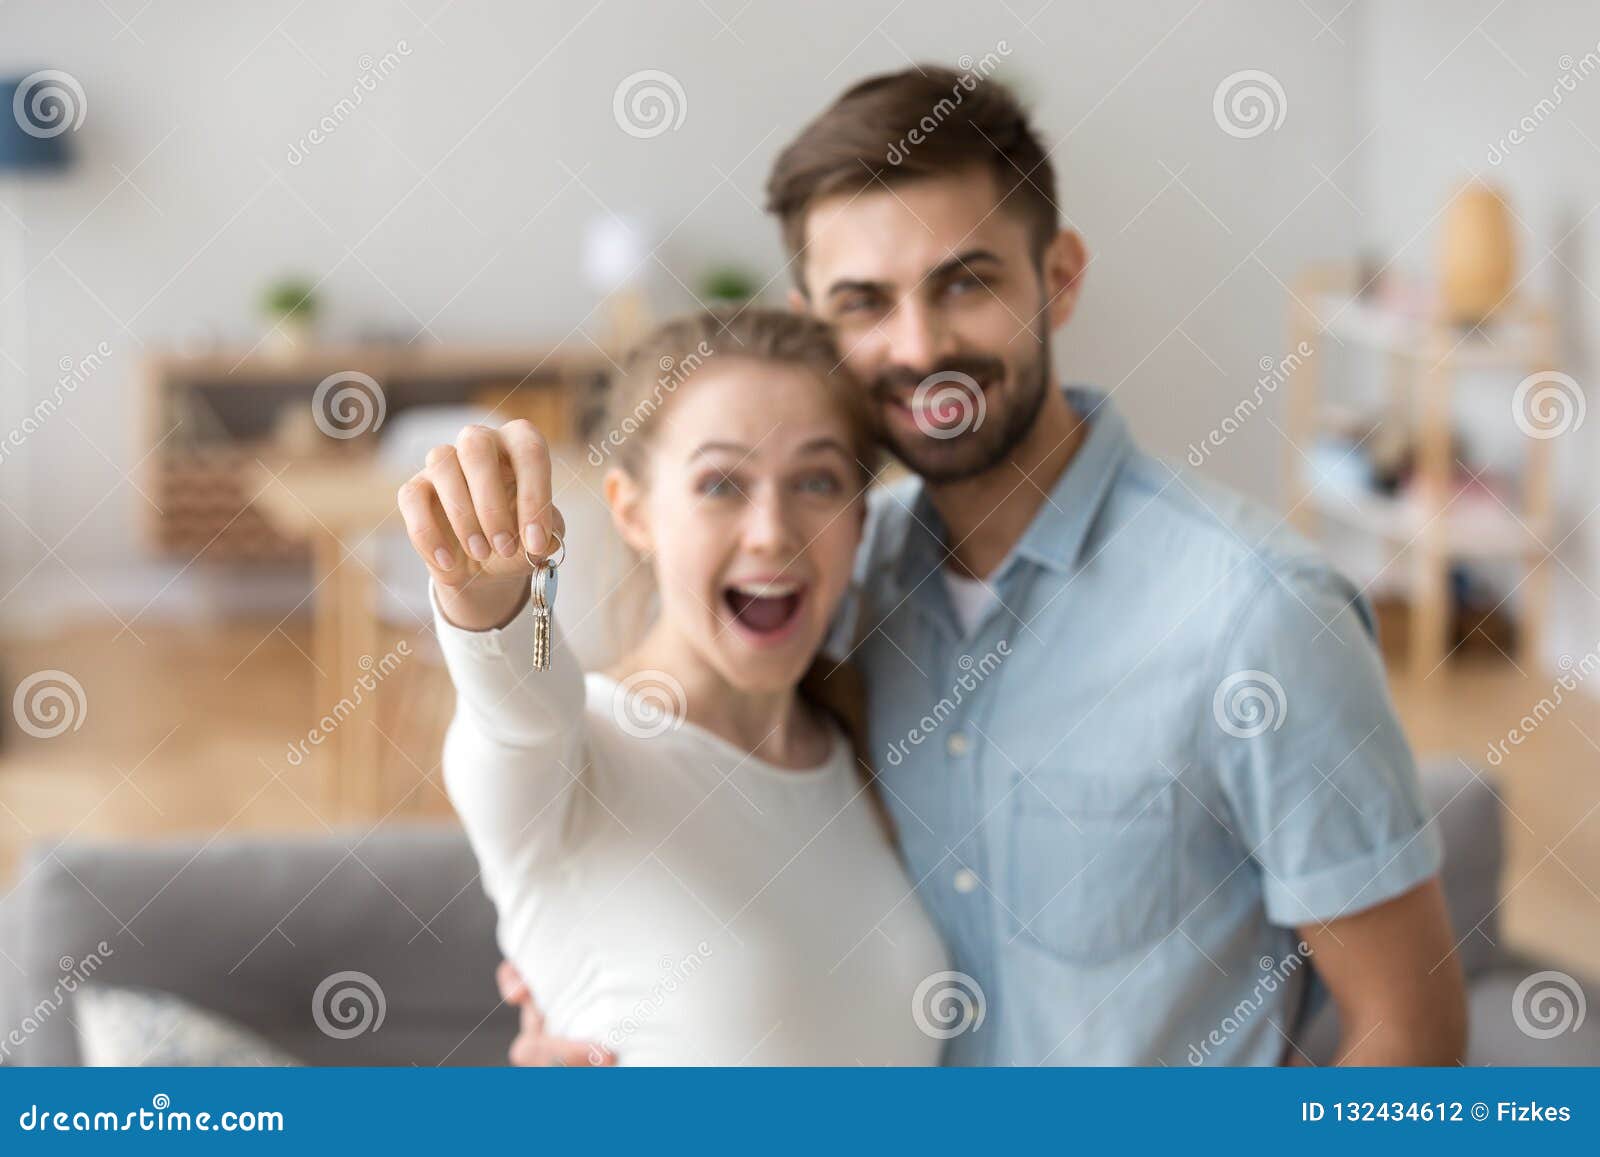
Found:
[75,986,302,1067]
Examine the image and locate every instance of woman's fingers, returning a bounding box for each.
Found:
[404,420,563,579]
[495,959,531,1006]
[499,419,556,557]
[508,1032,615,1067]
[456,424,519,559]
[424,443,489,563]
[396,475,459,580]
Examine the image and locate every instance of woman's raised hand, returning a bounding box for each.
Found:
[397,420,566,629]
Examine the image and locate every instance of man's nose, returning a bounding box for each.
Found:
[885,298,954,372]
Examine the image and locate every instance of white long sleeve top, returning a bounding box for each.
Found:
[431,579,950,1065]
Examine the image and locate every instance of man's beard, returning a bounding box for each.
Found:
[873,325,1053,484]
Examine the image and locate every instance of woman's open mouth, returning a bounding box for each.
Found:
[722,579,807,646]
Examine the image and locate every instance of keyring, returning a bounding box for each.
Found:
[523,529,565,570]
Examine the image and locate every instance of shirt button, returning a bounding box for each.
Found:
[946,732,970,757]
[953,868,979,894]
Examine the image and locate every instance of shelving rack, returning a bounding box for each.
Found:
[1285,263,1558,679]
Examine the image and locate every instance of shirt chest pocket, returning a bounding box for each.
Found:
[1006,769,1179,965]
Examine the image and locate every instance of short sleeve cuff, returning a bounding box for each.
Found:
[1261,822,1444,926]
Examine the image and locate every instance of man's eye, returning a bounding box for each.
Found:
[837,294,879,315]
[948,274,987,296]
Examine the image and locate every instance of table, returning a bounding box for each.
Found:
[249,458,401,820]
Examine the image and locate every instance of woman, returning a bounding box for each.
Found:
[398,309,949,1065]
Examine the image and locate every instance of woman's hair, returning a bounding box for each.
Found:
[589,306,880,484]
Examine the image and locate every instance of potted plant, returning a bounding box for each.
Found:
[260,277,320,355]
[699,264,759,309]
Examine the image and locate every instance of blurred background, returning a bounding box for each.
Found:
[0,0,1597,1064]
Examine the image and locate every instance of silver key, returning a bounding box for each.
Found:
[526,531,563,672]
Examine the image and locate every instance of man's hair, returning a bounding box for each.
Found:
[764,64,1058,284]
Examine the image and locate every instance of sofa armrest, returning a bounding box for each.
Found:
[2,824,511,1066]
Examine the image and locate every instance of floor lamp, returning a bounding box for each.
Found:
[0,76,74,751]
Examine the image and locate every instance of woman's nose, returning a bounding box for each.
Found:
[742,491,798,555]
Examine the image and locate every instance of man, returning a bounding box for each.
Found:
[502,66,1467,1065]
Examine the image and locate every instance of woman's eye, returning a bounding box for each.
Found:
[795,473,843,497]
[696,472,743,498]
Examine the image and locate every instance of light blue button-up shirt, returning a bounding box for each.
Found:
[844,386,1441,1065]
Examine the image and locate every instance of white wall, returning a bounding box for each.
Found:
[0,0,1366,627]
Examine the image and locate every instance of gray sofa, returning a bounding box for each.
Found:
[2,759,1596,1065]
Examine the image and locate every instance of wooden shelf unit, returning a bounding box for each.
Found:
[1286,263,1559,679]
[140,344,613,564]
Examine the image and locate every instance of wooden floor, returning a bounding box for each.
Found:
[2,614,1597,976]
